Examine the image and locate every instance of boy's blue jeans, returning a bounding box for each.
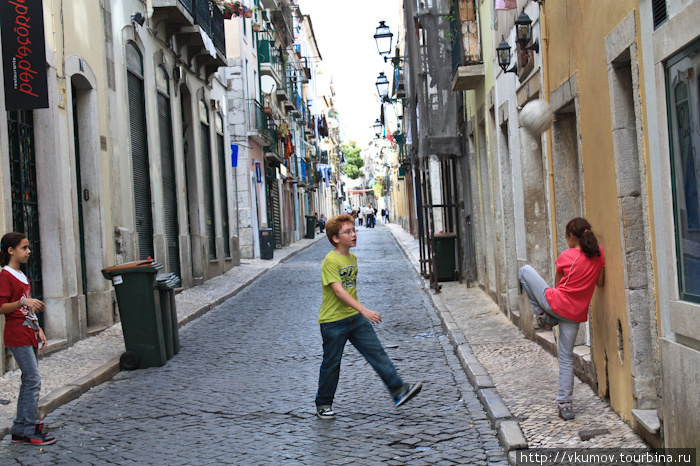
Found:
[316,313,404,407]
[9,345,41,437]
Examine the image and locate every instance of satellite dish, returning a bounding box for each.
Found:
[327,117,339,129]
[261,75,276,94]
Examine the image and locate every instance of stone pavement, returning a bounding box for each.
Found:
[0,222,648,464]
[385,224,649,456]
[0,236,321,434]
[0,226,507,464]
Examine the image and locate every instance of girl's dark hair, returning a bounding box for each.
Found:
[0,232,27,267]
[565,218,601,258]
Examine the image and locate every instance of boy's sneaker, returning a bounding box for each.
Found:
[23,423,57,446]
[11,434,28,443]
[316,406,336,420]
[557,402,575,421]
[394,382,423,407]
[536,313,558,330]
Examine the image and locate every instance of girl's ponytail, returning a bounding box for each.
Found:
[0,232,27,267]
[565,218,601,258]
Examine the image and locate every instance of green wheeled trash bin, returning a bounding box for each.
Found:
[305,215,316,239]
[102,260,167,370]
[433,233,457,282]
[156,273,181,360]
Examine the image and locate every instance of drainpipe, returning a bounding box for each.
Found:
[539,2,557,255]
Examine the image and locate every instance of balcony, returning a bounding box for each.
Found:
[264,123,285,164]
[247,99,272,146]
[258,31,284,87]
[451,0,484,91]
[155,0,226,77]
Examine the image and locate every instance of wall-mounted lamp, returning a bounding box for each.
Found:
[375,72,390,102]
[131,12,146,27]
[373,119,383,138]
[515,12,539,53]
[373,21,394,56]
[496,38,517,74]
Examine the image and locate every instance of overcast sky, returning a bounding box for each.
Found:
[296,0,402,147]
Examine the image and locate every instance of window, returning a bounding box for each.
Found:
[666,40,700,302]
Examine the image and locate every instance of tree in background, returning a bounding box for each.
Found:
[342,142,364,180]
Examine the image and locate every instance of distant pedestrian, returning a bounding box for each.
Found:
[0,232,57,445]
[318,214,326,233]
[315,214,422,420]
[518,218,605,421]
[367,204,375,228]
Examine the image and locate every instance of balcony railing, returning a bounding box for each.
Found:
[194,0,211,35]
[258,31,284,85]
[211,5,225,53]
[179,0,193,14]
[247,99,272,146]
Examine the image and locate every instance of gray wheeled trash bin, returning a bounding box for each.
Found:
[156,273,181,360]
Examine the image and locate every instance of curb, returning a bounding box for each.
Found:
[0,235,323,441]
[386,226,529,457]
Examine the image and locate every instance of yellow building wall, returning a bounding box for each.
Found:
[545,0,649,421]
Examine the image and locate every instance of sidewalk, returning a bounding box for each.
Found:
[385,223,649,460]
[0,235,325,439]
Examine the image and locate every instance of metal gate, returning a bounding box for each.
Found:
[7,110,44,321]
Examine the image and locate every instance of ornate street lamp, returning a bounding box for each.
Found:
[373,21,394,56]
[373,119,383,138]
[496,38,517,74]
[515,11,539,53]
[375,72,390,102]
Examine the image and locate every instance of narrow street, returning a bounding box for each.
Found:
[0,227,506,465]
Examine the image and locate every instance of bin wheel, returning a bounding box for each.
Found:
[120,351,140,371]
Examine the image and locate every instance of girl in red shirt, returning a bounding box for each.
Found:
[518,218,605,421]
[0,232,56,445]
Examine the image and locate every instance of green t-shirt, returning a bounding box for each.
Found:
[318,251,359,323]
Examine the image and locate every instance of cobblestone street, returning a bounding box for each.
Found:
[0,227,506,465]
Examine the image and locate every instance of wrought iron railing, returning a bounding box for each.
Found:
[179,0,193,14]
[247,99,271,141]
[194,0,211,37]
[211,5,225,53]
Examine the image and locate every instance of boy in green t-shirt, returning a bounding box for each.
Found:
[315,214,422,420]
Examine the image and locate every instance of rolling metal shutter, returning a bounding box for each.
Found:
[158,92,181,276]
[201,123,217,259]
[127,71,154,260]
[270,180,282,248]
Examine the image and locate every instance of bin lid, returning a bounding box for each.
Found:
[102,260,162,278]
[156,273,181,290]
[433,232,457,238]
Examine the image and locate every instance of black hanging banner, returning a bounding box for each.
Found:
[1,0,49,110]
